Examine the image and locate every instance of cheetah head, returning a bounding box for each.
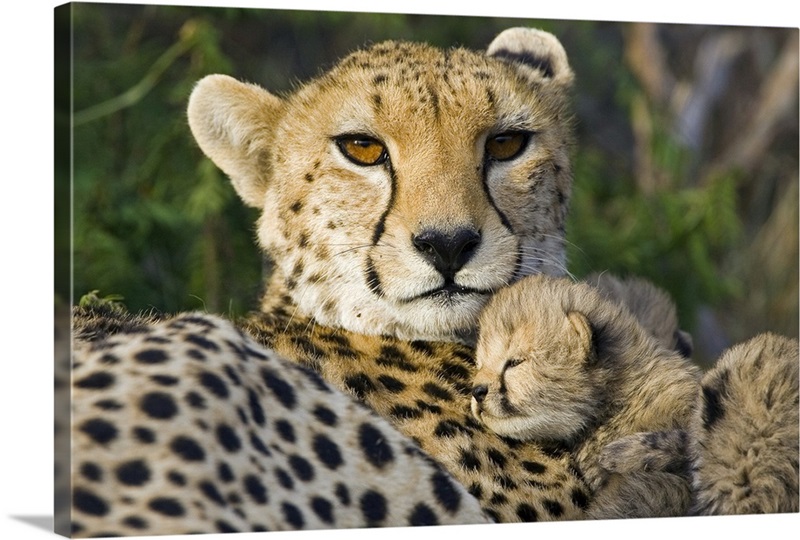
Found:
[471,275,598,443]
[188,28,574,343]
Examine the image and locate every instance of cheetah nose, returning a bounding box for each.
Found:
[472,384,488,403]
[412,228,481,278]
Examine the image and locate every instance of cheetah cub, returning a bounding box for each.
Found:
[471,274,701,500]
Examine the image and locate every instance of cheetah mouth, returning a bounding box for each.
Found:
[416,282,491,302]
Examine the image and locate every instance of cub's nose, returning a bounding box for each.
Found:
[471,384,488,403]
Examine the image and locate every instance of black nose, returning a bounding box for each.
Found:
[472,384,488,403]
[412,228,481,278]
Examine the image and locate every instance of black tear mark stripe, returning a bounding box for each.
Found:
[364,161,397,297]
[370,160,397,245]
[480,161,516,237]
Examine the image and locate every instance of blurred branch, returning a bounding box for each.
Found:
[73,20,203,126]
[624,23,674,104]
[703,32,799,181]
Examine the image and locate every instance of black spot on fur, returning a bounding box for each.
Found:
[487,448,507,469]
[94,399,123,411]
[199,371,229,399]
[334,484,351,506]
[516,502,538,522]
[344,373,376,400]
[249,432,272,456]
[150,374,179,386]
[132,426,155,444]
[275,419,295,442]
[390,405,422,419]
[216,423,242,452]
[218,462,234,483]
[496,474,517,490]
[360,490,388,525]
[437,360,471,382]
[167,471,187,486]
[489,492,507,505]
[459,448,482,471]
[262,369,297,409]
[522,460,547,475]
[377,374,406,393]
[409,340,435,356]
[73,488,109,516]
[76,371,115,389]
[139,392,178,419]
[80,462,103,482]
[409,503,438,526]
[199,481,227,507]
[275,468,294,489]
[148,498,185,517]
[543,499,564,517]
[376,345,417,371]
[467,483,483,500]
[290,201,303,213]
[134,348,169,364]
[185,391,207,409]
[313,434,344,469]
[415,400,442,414]
[289,454,315,481]
[80,418,118,445]
[122,516,148,530]
[282,502,305,528]
[359,423,394,468]
[170,436,206,461]
[571,488,590,510]
[431,471,461,513]
[185,333,221,351]
[434,418,471,438]
[244,475,269,504]
[422,382,453,401]
[248,388,266,426]
[311,496,335,524]
[215,520,238,533]
[312,405,338,426]
[115,460,150,486]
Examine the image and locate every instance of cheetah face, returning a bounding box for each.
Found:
[188,28,574,342]
[470,274,597,442]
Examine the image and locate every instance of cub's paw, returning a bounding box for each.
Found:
[599,430,690,476]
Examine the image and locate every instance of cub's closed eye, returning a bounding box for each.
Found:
[504,358,524,369]
[485,131,531,161]
[335,135,388,166]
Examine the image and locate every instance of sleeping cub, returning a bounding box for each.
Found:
[471,274,701,515]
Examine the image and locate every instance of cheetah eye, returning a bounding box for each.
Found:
[485,132,531,161]
[335,135,388,166]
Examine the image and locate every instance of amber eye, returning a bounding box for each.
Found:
[336,135,388,166]
[485,132,530,161]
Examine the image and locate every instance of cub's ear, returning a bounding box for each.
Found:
[566,311,594,362]
[187,74,284,208]
[487,28,573,87]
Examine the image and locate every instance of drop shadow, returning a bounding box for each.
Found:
[9,515,53,533]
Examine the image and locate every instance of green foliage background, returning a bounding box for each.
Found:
[61,3,798,365]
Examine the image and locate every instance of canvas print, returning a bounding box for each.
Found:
[55,2,799,537]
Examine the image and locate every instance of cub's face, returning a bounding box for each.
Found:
[471,274,596,442]
[188,28,574,342]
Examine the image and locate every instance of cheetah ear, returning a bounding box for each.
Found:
[487,28,573,87]
[187,74,284,208]
[566,311,594,362]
